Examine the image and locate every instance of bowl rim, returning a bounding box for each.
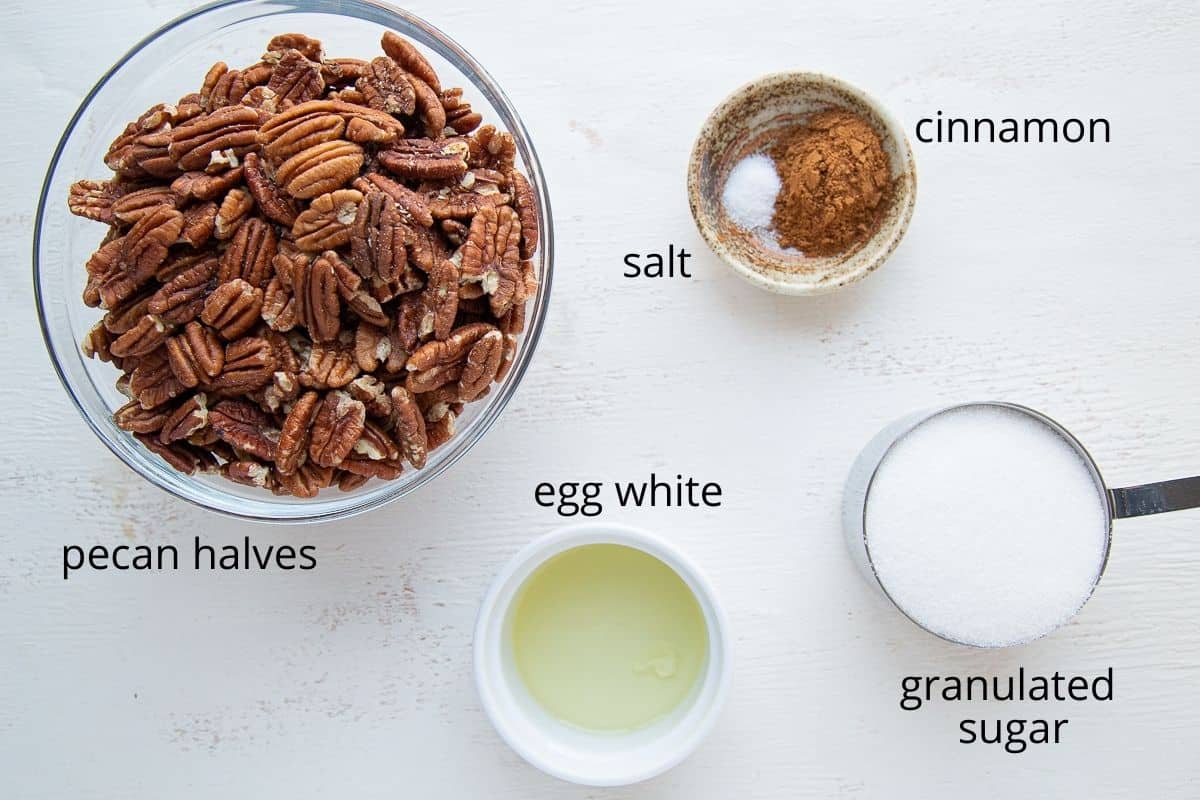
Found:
[686,69,917,296]
[472,522,733,786]
[33,0,553,523]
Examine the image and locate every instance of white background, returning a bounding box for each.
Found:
[3,0,1199,796]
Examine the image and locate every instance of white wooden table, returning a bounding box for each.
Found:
[3,0,1198,796]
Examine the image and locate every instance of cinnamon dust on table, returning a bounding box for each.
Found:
[770,109,893,257]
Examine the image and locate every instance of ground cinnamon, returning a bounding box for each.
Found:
[771,109,893,256]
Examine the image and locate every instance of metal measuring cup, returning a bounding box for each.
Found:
[843,401,1200,647]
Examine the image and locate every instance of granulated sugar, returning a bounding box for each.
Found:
[721,153,781,230]
[865,406,1109,647]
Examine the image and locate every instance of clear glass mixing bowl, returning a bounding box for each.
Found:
[34,0,553,522]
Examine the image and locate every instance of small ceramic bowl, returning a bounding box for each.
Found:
[473,523,732,786]
[687,72,916,295]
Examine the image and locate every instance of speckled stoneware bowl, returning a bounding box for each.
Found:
[687,72,916,295]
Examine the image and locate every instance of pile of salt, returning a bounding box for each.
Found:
[721,153,780,231]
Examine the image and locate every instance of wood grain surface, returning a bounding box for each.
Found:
[2,0,1198,796]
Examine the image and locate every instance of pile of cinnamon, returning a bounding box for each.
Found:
[771,110,893,257]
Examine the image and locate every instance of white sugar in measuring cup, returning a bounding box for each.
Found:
[843,401,1200,647]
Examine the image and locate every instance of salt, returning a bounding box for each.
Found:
[865,406,1109,647]
[721,153,780,230]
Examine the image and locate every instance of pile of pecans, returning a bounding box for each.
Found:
[68,32,540,497]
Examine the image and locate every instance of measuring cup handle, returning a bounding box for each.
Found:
[1110,476,1200,518]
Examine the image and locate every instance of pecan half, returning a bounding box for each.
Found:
[292,188,362,251]
[407,322,495,372]
[275,389,320,474]
[355,173,434,227]
[81,321,118,364]
[427,186,510,221]
[260,106,347,164]
[354,323,391,372]
[128,130,180,179]
[381,31,441,94]
[352,420,400,462]
[458,328,503,401]
[159,393,210,444]
[166,321,225,388]
[169,105,262,172]
[264,328,302,375]
[266,33,324,63]
[293,251,342,342]
[394,292,425,354]
[499,294,527,337]
[358,56,416,116]
[348,375,392,419]
[238,63,272,87]
[276,139,363,199]
[267,49,325,107]
[103,291,154,336]
[388,385,427,468]
[210,399,279,460]
[242,152,299,226]
[309,391,366,467]
[105,121,148,175]
[461,204,521,316]
[208,336,276,393]
[377,138,469,181]
[300,336,360,389]
[345,284,391,328]
[149,257,217,325]
[350,191,407,282]
[114,400,171,434]
[201,279,264,340]
[424,257,460,341]
[68,179,124,224]
[206,66,253,110]
[179,202,218,248]
[344,115,397,146]
[407,224,447,272]
[219,217,277,288]
[111,186,177,225]
[261,276,298,332]
[214,187,255,240]
[409,74,446,139]
[130,347,184,409]
[321,57,367,87]
[510,170,539,260]
[222,460,276,489]
[468,125,516,172]
[426,410,455,451]
[241,86,280,113]
[111,314,172,358]
[405,360,462,394]
[171,167,245,203]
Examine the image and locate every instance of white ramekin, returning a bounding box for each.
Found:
[473,522,732,786]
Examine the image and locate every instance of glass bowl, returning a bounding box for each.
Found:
[34,0,553,523]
